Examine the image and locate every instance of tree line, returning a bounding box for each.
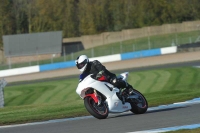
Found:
[1,0,200,48]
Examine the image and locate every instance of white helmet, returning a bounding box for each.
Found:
[75,55,89,72]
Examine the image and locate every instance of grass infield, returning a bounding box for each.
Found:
[166,128,200,133]
[0,66,199,125]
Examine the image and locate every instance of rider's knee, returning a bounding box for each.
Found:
[110,77,126,88]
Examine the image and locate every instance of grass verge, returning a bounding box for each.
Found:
[166,128,200,133]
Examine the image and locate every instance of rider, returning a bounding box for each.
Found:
[75,55,133,94]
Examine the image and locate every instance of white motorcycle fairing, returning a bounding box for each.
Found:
[76,72,132,113]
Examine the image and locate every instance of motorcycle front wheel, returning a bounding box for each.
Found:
[128,89,148,114]
[84,96,108,119]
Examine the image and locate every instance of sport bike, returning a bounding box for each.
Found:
[76,72,148,119]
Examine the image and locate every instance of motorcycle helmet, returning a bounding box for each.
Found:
[75,55,89,72]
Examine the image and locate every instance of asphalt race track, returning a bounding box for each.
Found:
[1,61,200,133]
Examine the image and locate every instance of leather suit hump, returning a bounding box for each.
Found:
[83,60,116,81]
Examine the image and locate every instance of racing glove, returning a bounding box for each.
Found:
[96,70,104,79]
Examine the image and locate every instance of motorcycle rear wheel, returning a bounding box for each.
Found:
[84,96,108,119]
[129,89,148,114]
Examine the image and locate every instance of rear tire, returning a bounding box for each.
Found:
[129,89,148,114]
[84,97,108,119]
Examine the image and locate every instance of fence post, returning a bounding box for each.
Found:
[175,34,178,45]
[91,48,94,57]
[36,48,39,65]
[189,37,192,44]
[63,46,66,62]
[148,36,151,49]
[111,47,114,54]
[71,53,74,60]
[148,27,151,49]
[0,79,7,108]
[51,54,54,63]
[120,43,122,53]
[171,39,176,46]
[133,44,135,51]
[8,57,11,69]
[29,60,31,66]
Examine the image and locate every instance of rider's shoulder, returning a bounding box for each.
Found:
[92,60,101,65]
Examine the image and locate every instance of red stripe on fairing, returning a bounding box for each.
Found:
[98,76,107,81]
[85,93,98,103]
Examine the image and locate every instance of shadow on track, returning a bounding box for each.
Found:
[107,106,187,119]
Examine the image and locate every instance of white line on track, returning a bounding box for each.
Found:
[127,123,200,133]
[0,116,93,129]
[0,98,200,131]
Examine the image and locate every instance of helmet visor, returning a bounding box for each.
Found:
[76,59,87,69]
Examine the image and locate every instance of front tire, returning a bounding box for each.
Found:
[84,96,108,119]
[129,89,148,114]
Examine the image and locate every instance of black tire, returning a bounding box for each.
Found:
[129,89,148,114]
[84,96,108,119]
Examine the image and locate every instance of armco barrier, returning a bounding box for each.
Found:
[39,60,75,72]
[121,48,161,60]
[0,46,177,78]
[161,46,177,55]
[39,54,122,72]
[89,54,121,63]
[0,66,39,77]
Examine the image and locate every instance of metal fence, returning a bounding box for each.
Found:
[0,30,200,70]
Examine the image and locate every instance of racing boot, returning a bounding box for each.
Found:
[116,88,126,104]
[120,82,134,95]
[126,84,134,95]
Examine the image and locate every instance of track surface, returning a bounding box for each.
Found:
[1,103,200,133]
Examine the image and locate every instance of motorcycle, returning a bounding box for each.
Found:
[76,72,148,119]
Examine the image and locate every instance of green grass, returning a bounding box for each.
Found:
[166,128,200,133]
[0,30,199,70]
[0,67,200,125]
[4,79,78,106]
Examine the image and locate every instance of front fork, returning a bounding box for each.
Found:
[85,89,101,105]
[94,89,102,105]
